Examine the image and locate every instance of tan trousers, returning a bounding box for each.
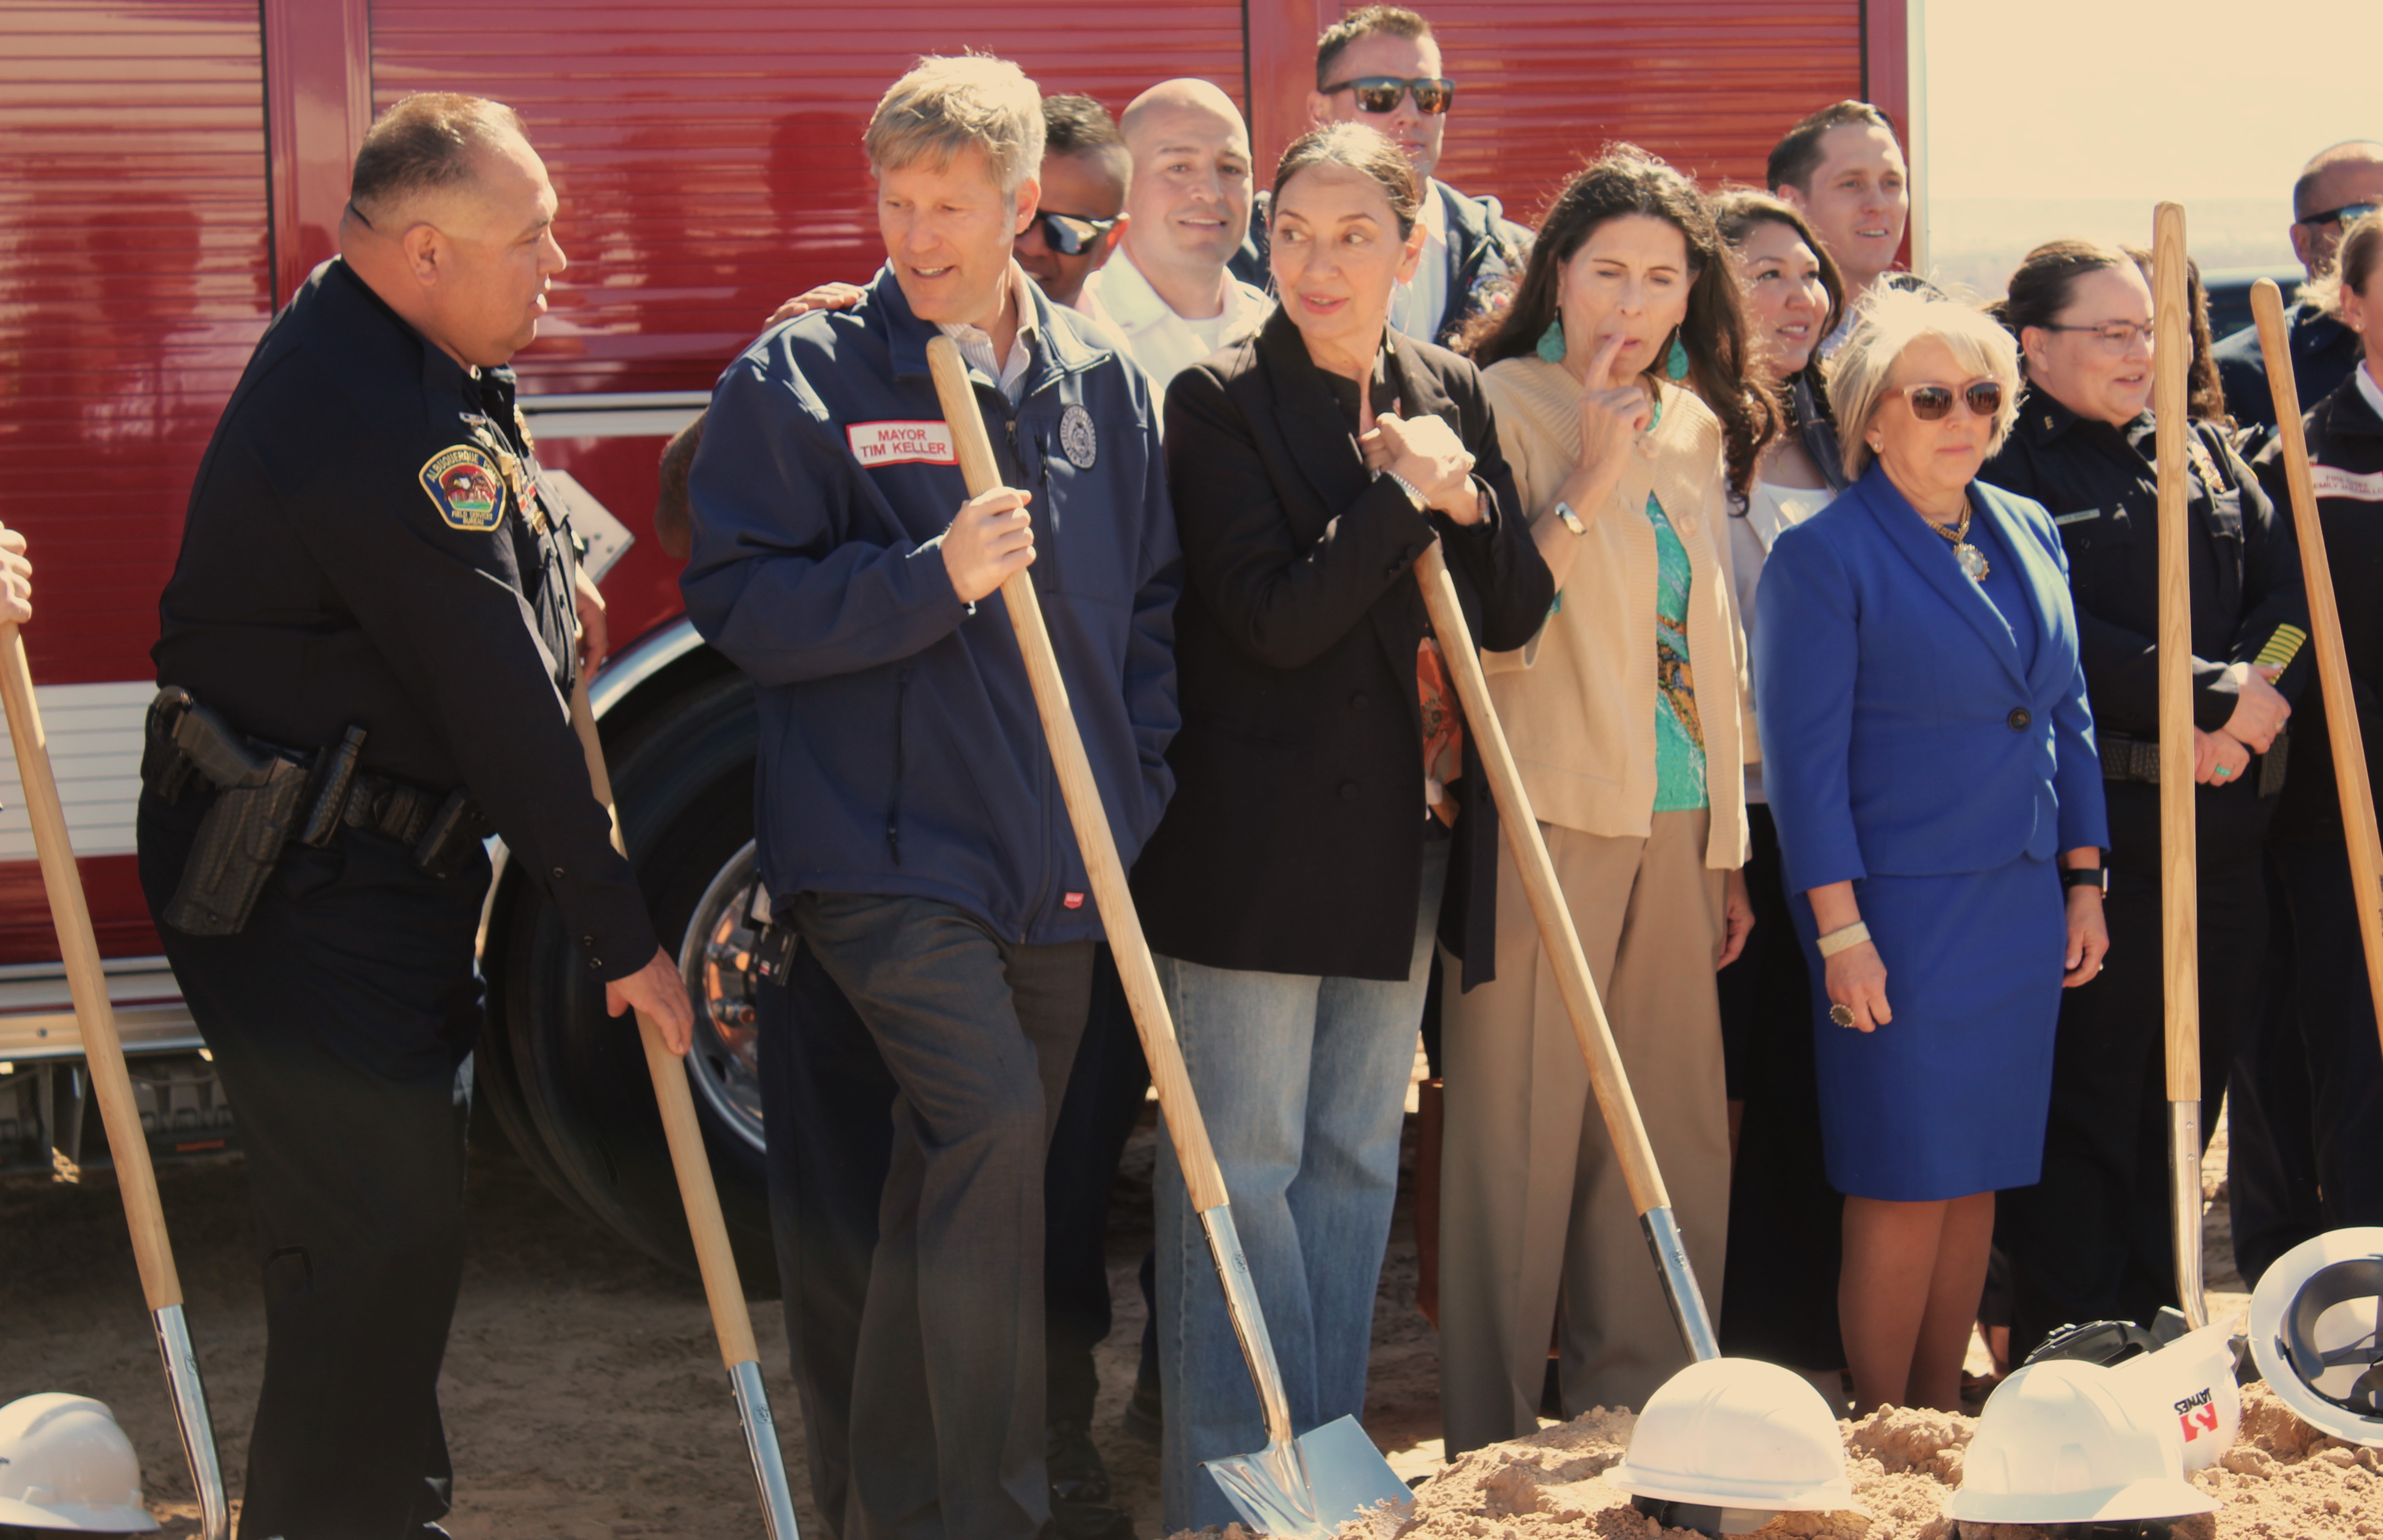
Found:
[1437,809,1732,1454]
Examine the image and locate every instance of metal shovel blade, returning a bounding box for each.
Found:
[1207,1415,1412,1538]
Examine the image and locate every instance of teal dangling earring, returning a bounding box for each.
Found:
[1536,310,1568,364]
[1665,329,1690,381]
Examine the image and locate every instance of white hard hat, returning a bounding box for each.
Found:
[1951,1358,2218,1525]
[2109,1321,2243,1472]
[1610,1357,1859,1534]
[0,1393,160,1532]
[2246,1225,2383,1448]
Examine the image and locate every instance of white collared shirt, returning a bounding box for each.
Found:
[1387,182,1449,341]
[1077,249,1271,398]
[937,262,1042,404]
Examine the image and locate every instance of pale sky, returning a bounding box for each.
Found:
[1921,0,2378,285]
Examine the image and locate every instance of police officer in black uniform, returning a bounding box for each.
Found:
[140,93,692,1538]
[1982,240,2308,1360]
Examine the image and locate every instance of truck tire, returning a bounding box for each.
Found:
[494,671,778,1293]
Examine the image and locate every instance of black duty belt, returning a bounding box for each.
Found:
[2099,727,2287,797]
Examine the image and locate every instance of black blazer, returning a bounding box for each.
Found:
[1131,308,1555,984]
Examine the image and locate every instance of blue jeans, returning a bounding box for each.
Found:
[1153,839,1448,1532]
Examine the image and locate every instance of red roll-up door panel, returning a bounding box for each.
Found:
[0,1,273,688]
[1364,2,1865,224]
[368,1,1248,396]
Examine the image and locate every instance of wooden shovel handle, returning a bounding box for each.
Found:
[567,678,759,1367]
[2152,202,2202,1105]
[0,626,183,1308]
[924,337,1228,1212]
[2249,279,2383,1059]
[1412,544,1672,1215]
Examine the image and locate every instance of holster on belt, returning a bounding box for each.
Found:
[2098,726,2288,797]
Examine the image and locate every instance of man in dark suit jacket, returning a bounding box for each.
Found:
[2214,141,2383,441]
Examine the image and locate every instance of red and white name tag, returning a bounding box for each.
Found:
[847,421,956,468]
[2311,464,2383,502]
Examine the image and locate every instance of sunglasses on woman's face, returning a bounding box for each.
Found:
[1323,75,1456,115]
[1895,380,2003,421]
[1033,210,1118,257]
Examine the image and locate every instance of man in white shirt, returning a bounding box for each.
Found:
[1077,78,1271,395]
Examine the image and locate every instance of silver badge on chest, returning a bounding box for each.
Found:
[1059,403,1097,470]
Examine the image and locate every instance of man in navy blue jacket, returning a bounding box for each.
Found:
[681,54,1178,1540]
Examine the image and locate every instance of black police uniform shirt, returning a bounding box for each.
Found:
[1982,387,2309,745]
[154,258,657,982]
[2215,301,2362,440]
[2255,366,2383,847]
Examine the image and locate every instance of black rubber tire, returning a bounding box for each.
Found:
[495,669,778,1293]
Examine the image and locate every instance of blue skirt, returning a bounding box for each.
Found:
[1795,857,2067,1201]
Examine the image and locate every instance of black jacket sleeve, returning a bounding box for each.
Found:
[1442,366,1555,652]
[2215,426,2311,706]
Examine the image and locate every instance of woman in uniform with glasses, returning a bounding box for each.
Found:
[1755,287,2109,1414]
[1982,240,2309,1364]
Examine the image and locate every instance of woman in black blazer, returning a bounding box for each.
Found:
[1129,123,1552,1532]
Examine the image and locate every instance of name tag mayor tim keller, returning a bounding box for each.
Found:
[848,420,957,467]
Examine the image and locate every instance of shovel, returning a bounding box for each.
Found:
[924,335,1409,1538]
[1408,542,1722,1363]
[2150,203,2209,1331]
[2248,276,2383,1061]
[565,678,801,1540]
[0,624,231,1540]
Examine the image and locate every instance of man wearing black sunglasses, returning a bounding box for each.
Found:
[2215,140,2383,440]
[1229,5,1527,348]
[1016,93,1129,310]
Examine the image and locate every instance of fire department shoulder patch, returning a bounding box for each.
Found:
[419,445,505,531]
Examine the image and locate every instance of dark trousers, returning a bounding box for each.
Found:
[2228,839,2383,1283]
[1997,781,2269,1360]
[137,787,485,1540]
[1042,946,1151,1429]
[788,892,1092,1540]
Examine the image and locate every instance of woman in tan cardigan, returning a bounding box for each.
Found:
[1439,147,1776,1449]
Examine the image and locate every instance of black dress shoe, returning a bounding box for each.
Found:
[1048,1495,1138,1540]
[1123,1370,1163,1445]
[1047,1417,1112,1506]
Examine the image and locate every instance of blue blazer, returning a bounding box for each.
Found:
[1754,464,2109,894]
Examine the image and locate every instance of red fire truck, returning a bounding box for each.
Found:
[0,0,1916,1282]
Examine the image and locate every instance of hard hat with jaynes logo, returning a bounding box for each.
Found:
[0,1393,160,1533]
[1611,1357,1862,1536]
[1952,1358,2218,1525]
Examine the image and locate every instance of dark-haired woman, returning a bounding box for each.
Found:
[1981,239,2308,1361]
[1132,122,1552,1531]
[2232,212,2383,1284]
[1708,192,1855,1393]
[1436,147,1771,1449]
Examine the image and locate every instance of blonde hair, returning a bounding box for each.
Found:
[1828,286,2021,480]
[865,55,1045,198]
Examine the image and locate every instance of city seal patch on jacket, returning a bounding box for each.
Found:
[420,446,505,531]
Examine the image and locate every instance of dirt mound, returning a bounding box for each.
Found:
[1152,1380,2382,1540]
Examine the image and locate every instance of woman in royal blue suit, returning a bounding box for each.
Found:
[1754,288,2111,1415]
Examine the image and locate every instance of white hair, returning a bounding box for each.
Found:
[865,55,1045,198]
[1827,285,2022,480]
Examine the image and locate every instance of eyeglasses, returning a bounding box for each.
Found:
[1894,380,2003,421]
[2298,201,2379,227]
[1032,210,1118,257]
[2042,319,2155,355]
[1321,75,1456,115]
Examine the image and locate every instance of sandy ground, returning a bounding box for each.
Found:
[0,1094,2268,1539]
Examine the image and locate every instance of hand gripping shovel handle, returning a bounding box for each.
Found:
[923,338,1320,1512]
[2151,203,2208,1330]
[0,625,230,1540]
[566,679,800,1540]
[1411,544,1720,1361]
[2251,279,2383,1061]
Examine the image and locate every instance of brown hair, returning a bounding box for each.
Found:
[1462,144,1777,494]
[2121,244,2231,427]
[348,93,527,222]
[1711,189,1844,431]
[1316,5,1434,89]
[1271,121,1422,239]
[1766,101,1898,195]
[1986,239,2130,364]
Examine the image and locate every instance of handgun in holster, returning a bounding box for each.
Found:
[144,688,366,937]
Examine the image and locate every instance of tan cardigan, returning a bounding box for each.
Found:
[1479,355,1750,869]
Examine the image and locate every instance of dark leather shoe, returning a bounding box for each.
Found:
[1123,1370,1163,1445]
[1047,1496,1137,1540]
[1047,1417,1111,1506]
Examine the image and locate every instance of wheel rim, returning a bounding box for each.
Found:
[677,838,767,1153]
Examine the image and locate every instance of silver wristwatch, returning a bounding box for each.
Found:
[1385,470,1428,511]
